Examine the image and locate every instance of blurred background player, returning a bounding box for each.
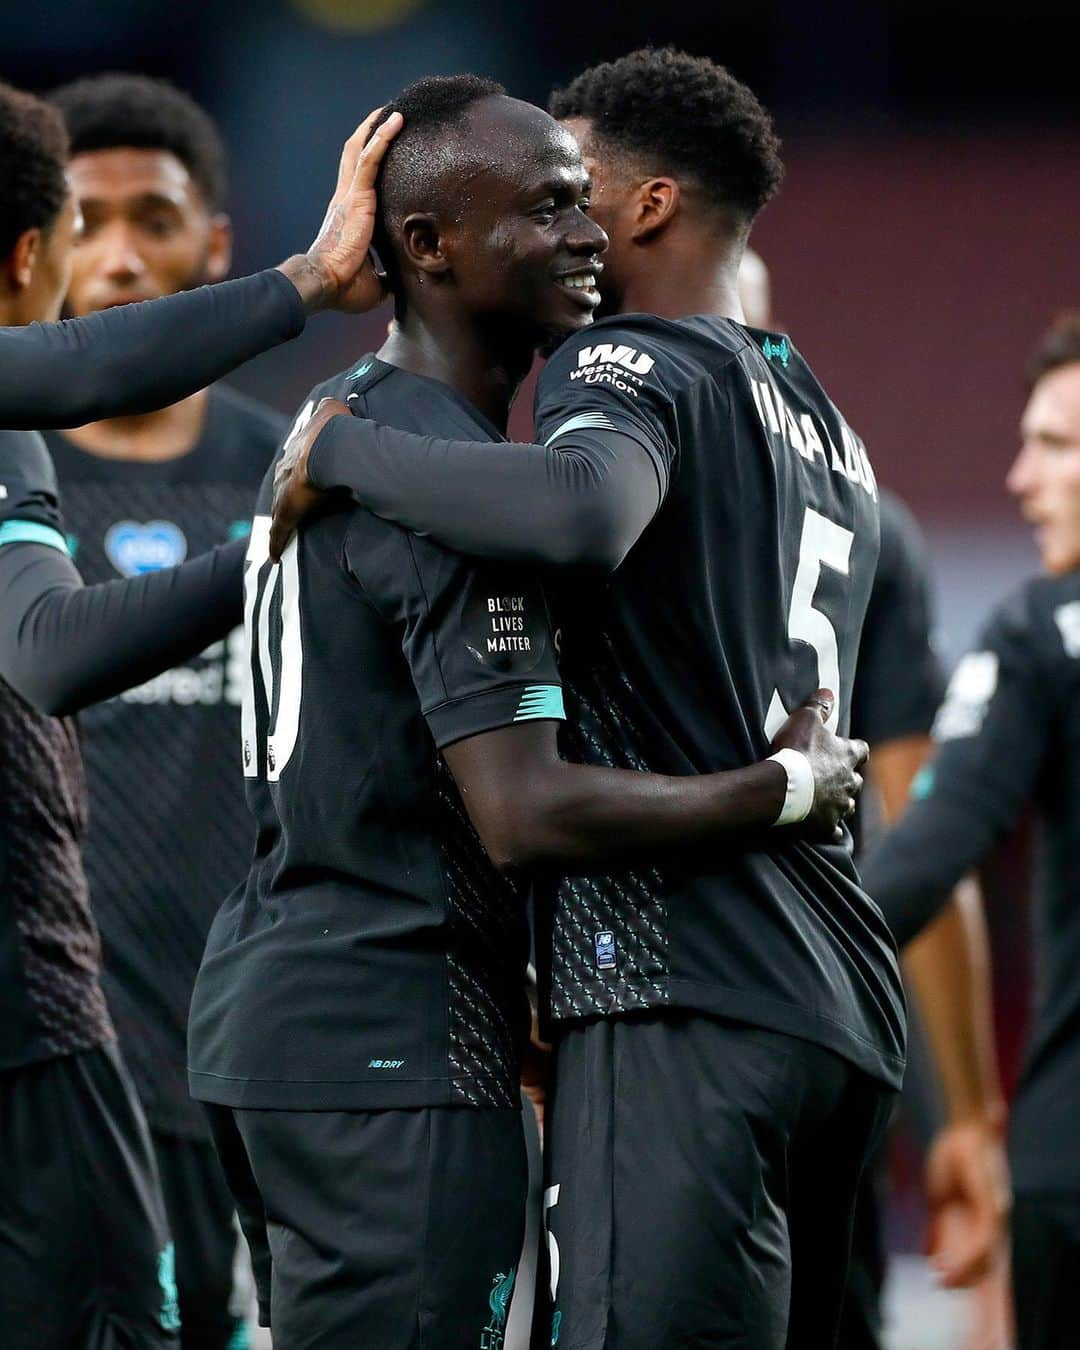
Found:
[738,247,1008,1348]
[864,313,1080,1349]
[44,73,287,1350]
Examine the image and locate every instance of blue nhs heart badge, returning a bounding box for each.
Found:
[104,520,188,576]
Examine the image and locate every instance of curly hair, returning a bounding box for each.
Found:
[549,47,783,223]
[1027,312,1080,387]
[0,81,69,260]
[49,73,227,211]
[368,74,507,307]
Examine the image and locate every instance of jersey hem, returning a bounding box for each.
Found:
[552,978,905,1091]
[188,1069,511,1110]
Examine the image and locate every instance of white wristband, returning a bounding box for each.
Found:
[767,749,815,826]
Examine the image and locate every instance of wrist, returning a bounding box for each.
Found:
[767,748,815,826]
[277,255,335,313]
[946,1099,1007,1134]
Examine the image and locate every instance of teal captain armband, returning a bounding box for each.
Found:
[0,520,70,554]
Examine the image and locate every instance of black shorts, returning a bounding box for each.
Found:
[542,1012,894,1350]
[0,1042,177,1349]
[1011,1191,1080,1350]
[207,1102,527,1350]
[153,1130,245,1350]
[834,1159,887,1350]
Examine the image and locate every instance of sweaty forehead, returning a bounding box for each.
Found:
[455,96,585,191]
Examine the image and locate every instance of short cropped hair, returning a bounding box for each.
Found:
[49,73,227,210]
[549,47,783,224]
[0,81,69,259]
[368,74,506,306]
[1027,313,1080,387]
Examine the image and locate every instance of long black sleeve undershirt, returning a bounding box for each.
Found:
[0,539,245,716]
[861,797,998,947]
[309,415,662,570]
[0,270,304,431]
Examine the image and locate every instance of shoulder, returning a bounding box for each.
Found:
[206,385,290,480]
[540,313,743,398]
[211,383,289,440]
[976,572,1080,670]
[1013,571,1080,664]
[875,489,932,583]
[0,429,58,495]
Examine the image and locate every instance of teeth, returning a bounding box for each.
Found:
[562,274,596,290]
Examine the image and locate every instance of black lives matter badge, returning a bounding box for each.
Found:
[464,577,550,675]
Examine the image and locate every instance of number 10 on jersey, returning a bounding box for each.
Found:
[241,516,303,781]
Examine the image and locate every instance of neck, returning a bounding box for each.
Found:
[377,306,534,431]
[619,229,745,324]
[61,390,210,461]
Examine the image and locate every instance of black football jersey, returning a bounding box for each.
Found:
[188,360,566,1111]
[43,385,284,1138]
[0,430,113,1071]
[867,570,1080,1185]
[533,315,906,1089]
[849,488,946,854]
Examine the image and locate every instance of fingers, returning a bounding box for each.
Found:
[851,738,870,768]
[335,106,386,195]
[349,110,404,194]
[806,688,834,723]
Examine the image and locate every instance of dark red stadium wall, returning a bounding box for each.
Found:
[748,131,1079,523]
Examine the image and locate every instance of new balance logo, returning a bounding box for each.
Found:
[368,1058,405,1069]
[575,343,655,375]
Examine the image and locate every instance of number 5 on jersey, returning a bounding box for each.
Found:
[241,515,303,780]
[765,506,854,739]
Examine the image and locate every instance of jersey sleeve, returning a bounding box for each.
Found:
[0,270,305,431]
[344,513,564,749]
[0,429,66,545]
[534,322,681,501]
[850,492,945,744]
[862,583,1057,943]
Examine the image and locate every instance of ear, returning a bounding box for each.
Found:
[630,177,680,243]
[6,227,42,292]
[400,212,450,277]
[205,213,232,283]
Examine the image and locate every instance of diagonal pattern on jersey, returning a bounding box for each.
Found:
[436,763,528,1107]
[0,679,113,1060]
[553,633,670,1021]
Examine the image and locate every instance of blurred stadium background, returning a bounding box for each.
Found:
[5,2,1078,1344]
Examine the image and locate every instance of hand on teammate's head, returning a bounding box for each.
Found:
[282,107,403,313]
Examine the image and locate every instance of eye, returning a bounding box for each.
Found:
[140,213,179,239]
[531,201,557,223]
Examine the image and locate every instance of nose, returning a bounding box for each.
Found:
[96,221,145,284]
[1006,441,1038,498]
[564,209,608,259]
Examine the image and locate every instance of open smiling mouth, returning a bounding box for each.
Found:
[557,272,601,307]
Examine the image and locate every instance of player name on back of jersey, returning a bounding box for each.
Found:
[749,371,877,502]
